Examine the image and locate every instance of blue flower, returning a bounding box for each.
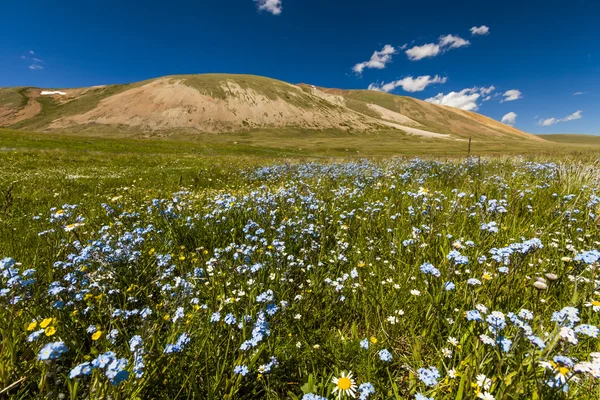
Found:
[574,324,599,338]
[417,366,440,387]
[38,341,68,361]
[415,394,434,400]
[129,335,143,352]
[164,333,190,354]
[360,338,369,349]
[378,349,392,362]
[173,307,185,322]
[574,250,600,265]
[256,290,274,303]
[302,394,328,400]
[466,310,483,322]
[27,329,45,342]
[447,250,469,265]
[224,313,237,325]
[69,362,94,379]
[419,263,440,277]
[358,382,375,400]
[92,352,116,369]
[210,312,221,323]
[105,358,129,385]
[234,365,249,376]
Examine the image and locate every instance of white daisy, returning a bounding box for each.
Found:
[332,371,357,399]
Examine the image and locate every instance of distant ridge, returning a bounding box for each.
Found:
[0,73,542,142]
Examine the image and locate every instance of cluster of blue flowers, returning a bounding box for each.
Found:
[70,351,129,385]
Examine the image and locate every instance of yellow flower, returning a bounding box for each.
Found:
[45,326,56,336]
[27,321,38,331]
[163,314,170,321]
[482,272,492,280]
[92,331,102,341]
[179,255,186,261]
[149,248,156,255]
[40,318,53,328]
[369,336,378,344]
[358,261,365,268]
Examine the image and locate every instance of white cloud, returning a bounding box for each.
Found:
[438,34,471,49]
[255,0,282,15]
[368,75,447,93]
[573,91,586,96]
[501,89,522,102]
[480,85,495,95]
[538,117,559,127]
[501,112,517,125]
[538,110,583,126]
[405,43,441,61]
[353,45,398,74]
[22,50,44,70]
[405,34,470,61]
[470,25,490,36]
[563,110,583,121]
[425,86,495,111]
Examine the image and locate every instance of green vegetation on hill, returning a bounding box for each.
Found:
[178,74,337,110]
[10,85,130,130]
[0,87,30,108]
[340,90,506,138]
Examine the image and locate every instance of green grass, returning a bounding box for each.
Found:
[1,146,600,399]
[1,126,600,398]
[537,134,600,146]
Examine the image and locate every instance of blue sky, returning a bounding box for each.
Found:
[1,0,598,134]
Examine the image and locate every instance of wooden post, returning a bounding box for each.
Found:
[468,136,472,157]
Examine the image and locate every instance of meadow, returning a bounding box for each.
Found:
[1,129,600,399]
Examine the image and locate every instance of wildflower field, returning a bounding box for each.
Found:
[1,140,600,399]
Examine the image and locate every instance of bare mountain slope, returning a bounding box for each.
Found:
[0,74,542,142]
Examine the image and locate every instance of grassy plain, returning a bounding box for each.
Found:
[0,128,600,399]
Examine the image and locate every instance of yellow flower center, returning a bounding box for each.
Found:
[592,301,600,306]
[337,377,351,390]
[559,367,569,376]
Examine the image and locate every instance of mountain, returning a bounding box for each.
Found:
[0,74,542,142]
